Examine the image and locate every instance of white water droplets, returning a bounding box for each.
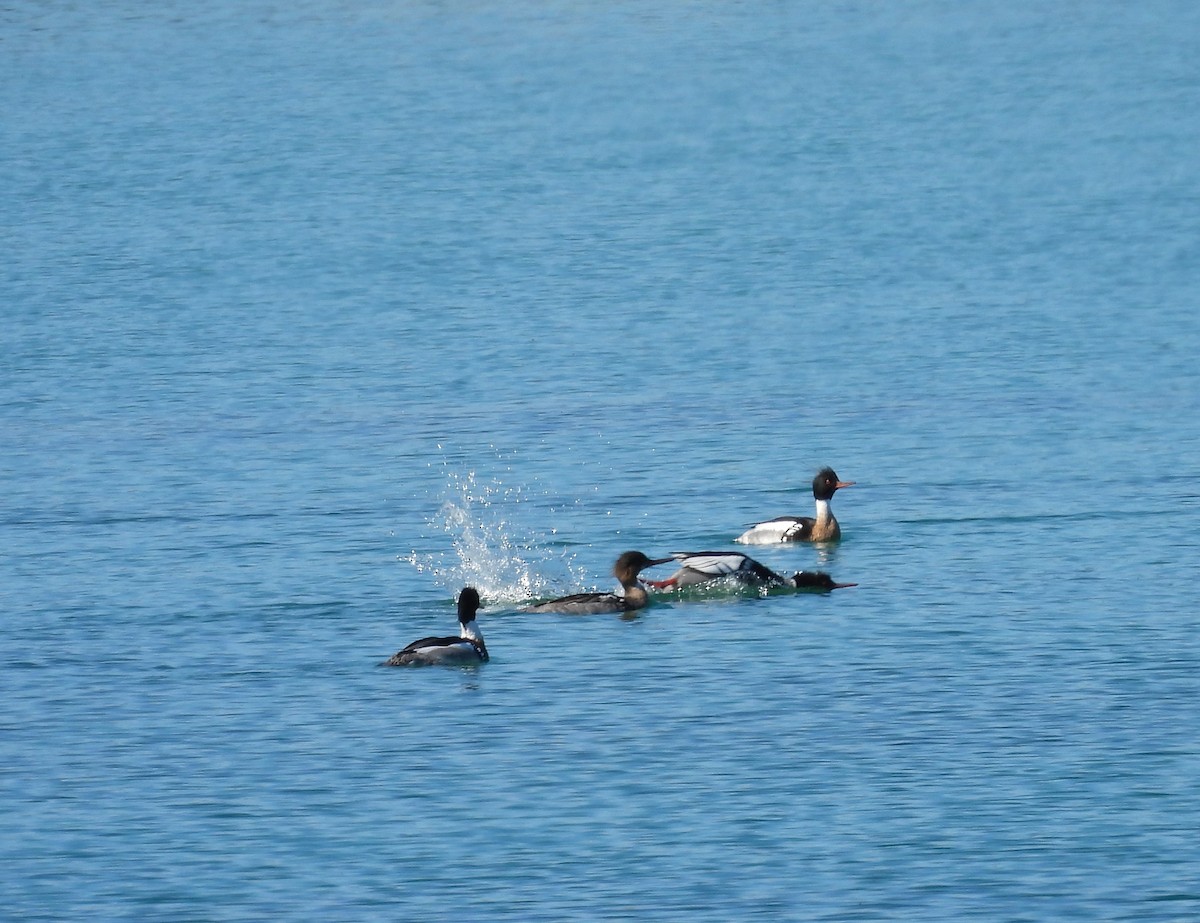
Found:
[406,466,587,604]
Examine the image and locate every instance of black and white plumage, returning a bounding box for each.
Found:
[644,552,856,592]
[382,587,489,666]
[522,551,672,614]
[735,467,855,544]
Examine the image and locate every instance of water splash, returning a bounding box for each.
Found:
[405,465,588,604]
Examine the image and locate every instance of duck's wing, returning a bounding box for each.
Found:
[657,552,759,584]
[669,551,753,577]
[522,591,624,614]
[383,634,475,666]
[395,634,459,655]
[734,516,813,544]
[672,551,786,585]
[642,551,782,589]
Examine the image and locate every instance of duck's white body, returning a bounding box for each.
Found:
[735,514,816,545]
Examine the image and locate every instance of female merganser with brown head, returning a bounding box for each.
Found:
[522,551,672,614]
[735,467,855,544]
[644,551,855,592]
[382,587,488,666]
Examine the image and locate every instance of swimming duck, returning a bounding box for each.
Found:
[382,587,488,666]
[735,467,855,544]
[522,551,672,614]
[644,551,855,592]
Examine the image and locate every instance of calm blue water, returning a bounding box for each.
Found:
[4,1,1200,919]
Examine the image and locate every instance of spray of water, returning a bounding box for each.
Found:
[405,465,588,604]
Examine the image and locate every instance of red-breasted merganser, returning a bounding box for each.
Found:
[522,551,672,614]
[382,587,489,666]
[644,552,856,592]
[735,467,855,544]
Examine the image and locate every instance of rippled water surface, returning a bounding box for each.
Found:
[4,1,1200,919]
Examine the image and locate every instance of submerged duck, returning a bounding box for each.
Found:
[644,551,855,592]
[382,587,488,666]
[735,467,855,544]
[523,551,672,614]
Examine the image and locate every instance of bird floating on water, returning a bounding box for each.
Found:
[522,551,672,614]
[382,586,489,666]
[735,467,855,544]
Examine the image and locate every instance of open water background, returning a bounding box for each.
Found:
[4,1,1200,919]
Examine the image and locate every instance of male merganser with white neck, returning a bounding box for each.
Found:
[382,587,488,666]
[523,551,672,614]
[644,552,856,592]
[735,467,855,544]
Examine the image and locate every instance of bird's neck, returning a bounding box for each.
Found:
[811,499,840,540]
[460,620,482,642]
